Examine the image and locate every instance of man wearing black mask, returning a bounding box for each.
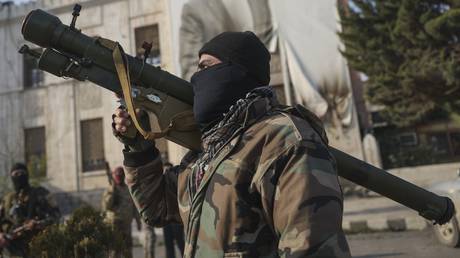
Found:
[113,31,350,257]
[0,163,60,258]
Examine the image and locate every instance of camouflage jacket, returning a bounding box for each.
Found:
[123,95,350,257]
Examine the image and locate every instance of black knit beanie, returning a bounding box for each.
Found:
[199,31,271,85]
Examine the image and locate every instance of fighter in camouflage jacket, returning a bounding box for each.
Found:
[120,89,350,258]
[114,31,350,258]
[0,163,60,258]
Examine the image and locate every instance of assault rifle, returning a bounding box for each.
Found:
[20,5,454,225]
[4,219,49,241]
[0,219,49,257]
[104,161,113,187]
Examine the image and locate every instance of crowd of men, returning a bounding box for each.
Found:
[0,162,184,258]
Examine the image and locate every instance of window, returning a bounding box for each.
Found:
[376,127,460,169]
[135,24,161,66]
[23,48,44,89]
[371,111,388,127]
[24,127,46,177]
[450,132,460,156]
[81,118,105,172]
[398,132,418,146]
[428,132,450,156]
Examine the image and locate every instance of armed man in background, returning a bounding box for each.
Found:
[113,31,350,257]
[102,164,141,258]
[0,163,60,258]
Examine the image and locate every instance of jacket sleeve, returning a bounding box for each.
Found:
[123,146,182,227]
[261,140,351,258]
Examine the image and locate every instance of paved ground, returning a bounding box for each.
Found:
[343,196,427,232]
[132,229,180,258]
[347,229,460,258]
[133,229,459,258]
[130,197,448,257]
[133,243,166,258]
[133,241,172,258]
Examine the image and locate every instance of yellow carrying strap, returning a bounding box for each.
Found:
[112,43,167,140]
[112,42,197,141]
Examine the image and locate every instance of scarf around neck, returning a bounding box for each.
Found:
[193,86,277,190]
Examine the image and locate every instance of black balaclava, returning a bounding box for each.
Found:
[191,31,271,131]
[10,163,30,193]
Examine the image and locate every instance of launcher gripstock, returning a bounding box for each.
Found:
[20,5,454,225]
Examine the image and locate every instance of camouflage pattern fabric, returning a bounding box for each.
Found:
[0,187,60,258]
[124,90,351,257]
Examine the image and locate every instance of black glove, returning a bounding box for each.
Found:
[112,107,155,152]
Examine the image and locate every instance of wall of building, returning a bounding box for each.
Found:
[0,1,36,177]
[0,0,174,193]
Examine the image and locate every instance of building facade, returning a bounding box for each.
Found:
[0,0,177,193]
[0,0,286,196]
[1,0,390,203]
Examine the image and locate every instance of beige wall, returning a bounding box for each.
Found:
[0,0,174,192]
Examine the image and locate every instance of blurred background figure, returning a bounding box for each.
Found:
[0,163,60,258]
[143,221,156,258]
[102,163,141,258]
[162,162,185,258]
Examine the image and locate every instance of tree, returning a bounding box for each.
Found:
[339,0,460,127]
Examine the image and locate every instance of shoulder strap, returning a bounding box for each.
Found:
[113,44,163,140]
[112,42,196,141]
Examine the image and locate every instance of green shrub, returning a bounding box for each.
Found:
[29,206,125,258]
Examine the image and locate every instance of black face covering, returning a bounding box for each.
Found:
[191,62,260,131]
[11,172,29,192]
